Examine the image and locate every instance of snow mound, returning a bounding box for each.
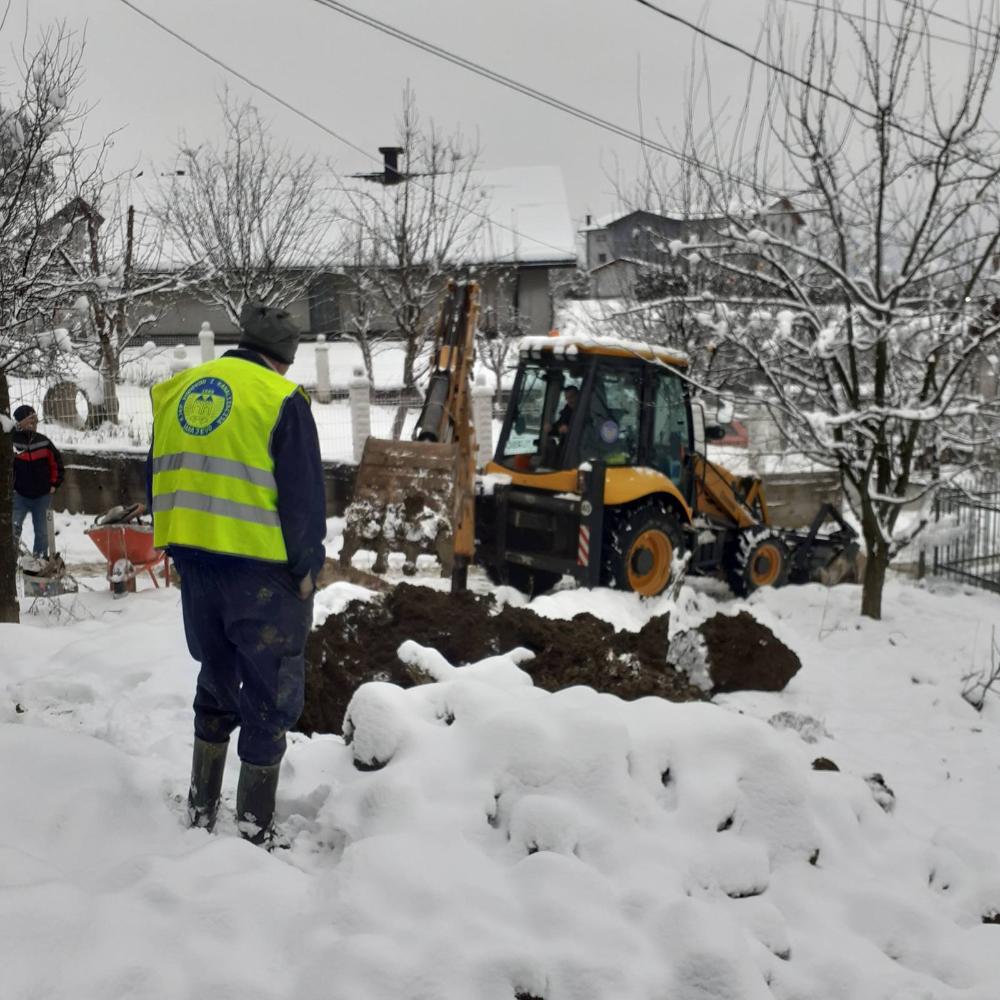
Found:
[326,646,1000,998]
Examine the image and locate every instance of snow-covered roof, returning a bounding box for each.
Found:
[462,165,576,264]
[589,255,654,271]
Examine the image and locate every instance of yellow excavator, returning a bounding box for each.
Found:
[476,333,856,596]
[341,281,857,597]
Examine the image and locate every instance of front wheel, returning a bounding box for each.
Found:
[726,528,789,596]
[605,503,684,597]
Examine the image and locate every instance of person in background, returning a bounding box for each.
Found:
[148,301,326,848]
[11,405,64,559]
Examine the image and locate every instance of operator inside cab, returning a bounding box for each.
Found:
[552,384,579,439]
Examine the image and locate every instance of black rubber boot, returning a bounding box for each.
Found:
[235,761,281,847]
[187,737,229,832]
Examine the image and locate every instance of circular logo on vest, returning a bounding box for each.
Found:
[177,377,233,436]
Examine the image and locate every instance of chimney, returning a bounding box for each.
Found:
[379,146,405,185]
[585,214,592,226]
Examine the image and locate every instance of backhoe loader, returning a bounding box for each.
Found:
[476,333,857,596]
[340,281,857,597]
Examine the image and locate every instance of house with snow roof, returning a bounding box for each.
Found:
[140,152,578,345]
[580,199,804,299]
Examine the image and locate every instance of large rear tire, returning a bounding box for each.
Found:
[726,528,789,596]
[605,503,684,597]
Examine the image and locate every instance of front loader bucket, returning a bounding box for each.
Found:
[784,503,860,586]
[339,437,461,575]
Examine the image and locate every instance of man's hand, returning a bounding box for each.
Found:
[49,486,56,494]
[298,575,315,600]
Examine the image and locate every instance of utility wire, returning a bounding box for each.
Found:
[887,0,1000,42]
[310,0,783,196]
[118,0,576,260]
[629,0,992,153]
[784,0,982,49]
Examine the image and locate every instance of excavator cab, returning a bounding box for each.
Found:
[496,352,690,490]
[479,340,697,596]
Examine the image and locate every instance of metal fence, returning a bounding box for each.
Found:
[933,487,1000,593]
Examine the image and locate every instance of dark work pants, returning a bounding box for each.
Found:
[174,555,314,766]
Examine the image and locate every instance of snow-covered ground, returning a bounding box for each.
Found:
[3,519,1000,999]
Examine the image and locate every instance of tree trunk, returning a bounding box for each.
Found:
[860,534,889,620]
[391,335,421,440]
[390,401,410,441]
[0,371,20,624]
[97,341,121,426]
[358,336,374,385]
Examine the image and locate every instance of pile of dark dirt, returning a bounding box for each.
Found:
[298,583,706,735]
[698,611,801,693]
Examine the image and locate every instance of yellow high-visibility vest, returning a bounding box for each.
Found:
[150,356,304,562]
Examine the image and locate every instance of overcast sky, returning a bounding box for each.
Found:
[5,0,994,230]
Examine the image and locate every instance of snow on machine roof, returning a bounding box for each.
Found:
[518,332,688,368]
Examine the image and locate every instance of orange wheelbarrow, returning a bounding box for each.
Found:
[85,504,170,595]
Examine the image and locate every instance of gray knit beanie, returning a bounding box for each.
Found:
[238,300,301,365]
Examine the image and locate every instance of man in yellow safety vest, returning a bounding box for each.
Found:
[149,300,326,847]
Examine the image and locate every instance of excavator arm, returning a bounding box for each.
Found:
[339,280,480,592]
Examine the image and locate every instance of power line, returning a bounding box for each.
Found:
[784,0,982,49]
[887,0,1000,42]
[310,0,782,195]
[117,0,576,260]
[629,0,991,153]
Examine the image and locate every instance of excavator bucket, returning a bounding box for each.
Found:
[339,281,480,587]
[339,437,462,575]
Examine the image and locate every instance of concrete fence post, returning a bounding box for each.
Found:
[348,367,372,463]
[169,345,190,373]
[471,373,495,468]
[198,322,215,364]
[744,402,779,471]
[314,334,332,403]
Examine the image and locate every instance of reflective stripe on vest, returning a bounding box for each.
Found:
[150,356,300,562]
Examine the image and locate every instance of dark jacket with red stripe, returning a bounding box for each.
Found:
[12,431,64,499]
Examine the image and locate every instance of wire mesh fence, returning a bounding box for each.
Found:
[7,376,466,466]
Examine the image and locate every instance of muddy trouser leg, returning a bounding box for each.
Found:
[177,557,242,745]
[225,565,313,843]
[175,556,241,828]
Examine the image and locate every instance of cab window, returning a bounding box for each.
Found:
[502,365,551,457]
[650,371,688,487]
[579,367,642,466]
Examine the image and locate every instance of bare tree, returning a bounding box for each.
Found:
[0,25,102,623]
[340,87,486,437]
[52,192,188,424]
[632,0,1000,619]
[152,92,334,325]
[475,268,524,392]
